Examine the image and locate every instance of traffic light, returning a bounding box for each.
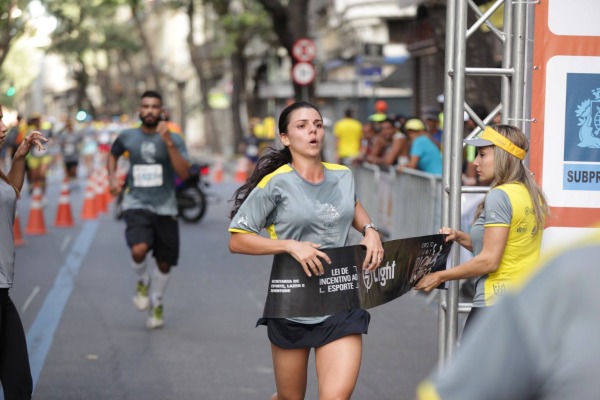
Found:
[5,85,15,97]
[75,110,88,121]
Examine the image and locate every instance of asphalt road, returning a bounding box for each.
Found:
[9,170,441,400]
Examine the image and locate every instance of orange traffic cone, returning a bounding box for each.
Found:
[13,210,26,246]
[81,177,98,220]
[234,157,249,183]
[55,179,75,227]
[213,156,224,183]
[25,184,48,235]
[94,170,107,214]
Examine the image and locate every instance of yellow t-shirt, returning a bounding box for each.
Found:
[471,182,543,306]
[333,117,363,158]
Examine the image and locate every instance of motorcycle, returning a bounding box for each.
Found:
[114,162,211,223]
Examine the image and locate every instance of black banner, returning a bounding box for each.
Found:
[262,234,451,318]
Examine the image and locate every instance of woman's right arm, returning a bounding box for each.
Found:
[439,227,473,252]
[229,232,330,277]
[229,232,291,255]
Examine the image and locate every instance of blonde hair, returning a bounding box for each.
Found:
[474,125,548,230]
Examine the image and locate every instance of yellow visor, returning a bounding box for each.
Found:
[464,126,526,160]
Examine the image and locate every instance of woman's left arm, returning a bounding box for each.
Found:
[415,226,509,292]
[353,201,384,271]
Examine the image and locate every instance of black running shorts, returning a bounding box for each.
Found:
[257,308,370,349]
[123,209,179,266]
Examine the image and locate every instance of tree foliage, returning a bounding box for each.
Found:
[0,0,32,69]
[41,0,142,116]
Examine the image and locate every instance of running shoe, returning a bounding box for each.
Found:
[133,281,150,311]
[147,305,164,329]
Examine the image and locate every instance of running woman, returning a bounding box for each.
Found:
[229,101,384,399]
[107,90,189,329]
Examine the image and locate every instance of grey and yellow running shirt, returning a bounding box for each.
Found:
[229,163,357,247]
[111,128,188,216]
[0,179,17,288]
[470,182,543,307]
[229,163,357,323]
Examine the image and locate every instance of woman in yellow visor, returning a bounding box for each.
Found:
[415,125,549,336]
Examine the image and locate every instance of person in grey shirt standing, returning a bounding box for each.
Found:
[107,90,189,329]
[0,104,47,400]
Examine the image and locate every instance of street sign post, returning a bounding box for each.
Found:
[292,62,316,86]
[292,38,317,63]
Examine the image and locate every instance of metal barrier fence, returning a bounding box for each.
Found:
[352,163,443,240]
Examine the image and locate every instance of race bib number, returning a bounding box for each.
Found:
[132,164,163,187]
[64,143,76,155]
[246,144,259,157]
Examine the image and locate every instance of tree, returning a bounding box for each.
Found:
[126,0,164,94]
[42,0,144,117]
[257,0,313,101]
[204,0,272,151]
[182,0,221,153]
[0,0,30,69]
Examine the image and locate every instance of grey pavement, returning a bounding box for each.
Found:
[9,171,441,400]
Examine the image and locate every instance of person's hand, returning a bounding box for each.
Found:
[439,227,459,242]
[287,241,331,277]
[360,230,384,271]
[14,131,47,158]
[109,179,122,197]
[414,272,443,292]
[157,121,173,147]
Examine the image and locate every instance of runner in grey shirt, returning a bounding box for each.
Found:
[58,120,82,183]
[107,90,189,329]
[111,126,186,216]
[416,233,600,400]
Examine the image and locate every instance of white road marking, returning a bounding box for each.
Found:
[21,286,41,314]
[60,235,73,252]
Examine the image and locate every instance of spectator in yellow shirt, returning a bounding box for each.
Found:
[333,108,363,165]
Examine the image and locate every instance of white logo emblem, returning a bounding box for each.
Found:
[575,88,600,148]
[141,141,157,163]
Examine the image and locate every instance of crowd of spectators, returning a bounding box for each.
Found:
[333,99,489,185]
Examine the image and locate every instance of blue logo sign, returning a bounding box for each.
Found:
[565,73,600,160]
[563,73,600,191]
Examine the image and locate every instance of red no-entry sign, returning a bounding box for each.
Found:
[292,38,317,63]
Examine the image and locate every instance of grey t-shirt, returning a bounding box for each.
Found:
[59,132,82,162]
[111,128,188,216]
[0,179,17,288]
[229,163,357,323]
[470,188,512,306]
[229,163,356,247]
[419,235,600,400]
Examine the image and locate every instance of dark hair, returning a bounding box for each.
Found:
[344,108,354,118]
[229,101,321,219]
[141,90,162,105]
[381,118,396,127]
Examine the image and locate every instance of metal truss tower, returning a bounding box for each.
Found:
[438,0,538,363]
